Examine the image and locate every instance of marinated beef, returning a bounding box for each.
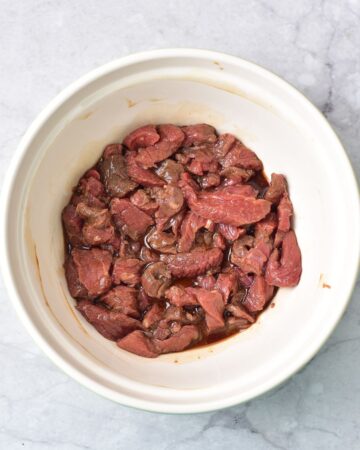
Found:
[63,123,302,358]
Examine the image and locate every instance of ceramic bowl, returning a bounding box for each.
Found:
[1,49,359,413]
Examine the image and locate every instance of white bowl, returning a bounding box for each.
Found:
[1,49,359,414]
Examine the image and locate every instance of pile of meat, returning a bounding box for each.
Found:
[62,123,302,358]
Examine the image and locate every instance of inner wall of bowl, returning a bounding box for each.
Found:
[25,76,333,390]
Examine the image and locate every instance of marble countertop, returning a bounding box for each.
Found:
[1,0,359,448]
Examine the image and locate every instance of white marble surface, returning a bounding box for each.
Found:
[1,0,359,448]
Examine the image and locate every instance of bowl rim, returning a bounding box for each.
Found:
[1,48,359,414]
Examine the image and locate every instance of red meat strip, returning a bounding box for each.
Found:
[220,141,263,171]
[225,304,254,323]
[236,240,272,275]
[141,262,172,298]
[277,193,293,232]
[78,172,105,199]
[218,223,245,241]
[110,198,154,240]
[76,203,114,246]
[66,248,112,298]
[166,247,223,278]
[165,285,198,307]
[112,258,143,285]
[135,124,184,168]
[187,288,224,333]
[213,133,236,159]
[181,182,271,226]
[123,125,160,151]
[220,166,254,185]
[62,204,84,246]
[99,146,138,198]
[156,159,184,184]
[125,151,165,187]
[146,228,177,254]
[178,211,211,253]
[77,300,141,340]
[255,213,277,242]
[265,230,302,287]
[130,189,158,215]
[215,271,239,303]
[117,331,159,358]
[153,325,200,354]
[196,274,216,290]
[101,286,140,318]
[199,173,221,189]
[182,124,217,146]
[264,173,288,204]
[243,276,274,312]
[142,303,165,328]
[186,145,218,176]
[154,185,184,224]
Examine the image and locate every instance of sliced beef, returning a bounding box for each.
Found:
[196,274,216,290]
[243,276,274,312]
[212,232,226,250]
[185,145,218,176]
[64,256,88,298]
[112,258,143,286]
[99,148,138,198]
[66,248,112,298]
[255,213,277,242]
[156,159,184,184]
[277,193,293,232]
[178,211,210,253]
[187,288,224,333]
[110,198,154,240]
[182,124,217,146]
[101,286,139,318]
[218,223,245,241]
[234,240,272,275]
[64,122,302,358]
[168,210,186,237]
[123,125,160,151]
[130,189,158,215]
[62,204,84,246]
[181,182,271,226]
[154,185,184,226]
[76,203,114,245]
[165,285,198,307]
[141,262,172,298]
[117,331,159,358]
[220,166,254,185]
[215,271,238,303]
[125,151,165,187]
[220,141,263,171]
[153,325,200,354]
[166,247,223,278]
[135,124,184,168]
[213,133,236,159]
[137,288,152,313]
[264,173,288,204]
[265,230,302,287]
[199,173,221,189]
[274,230,286,248]
[77,300,141,340]
[234,268,254,288]
[77,171,105,199]
[225,304,255,323]
[139,246,160,263]
[146,228,177,254]
[142,303,165,328]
